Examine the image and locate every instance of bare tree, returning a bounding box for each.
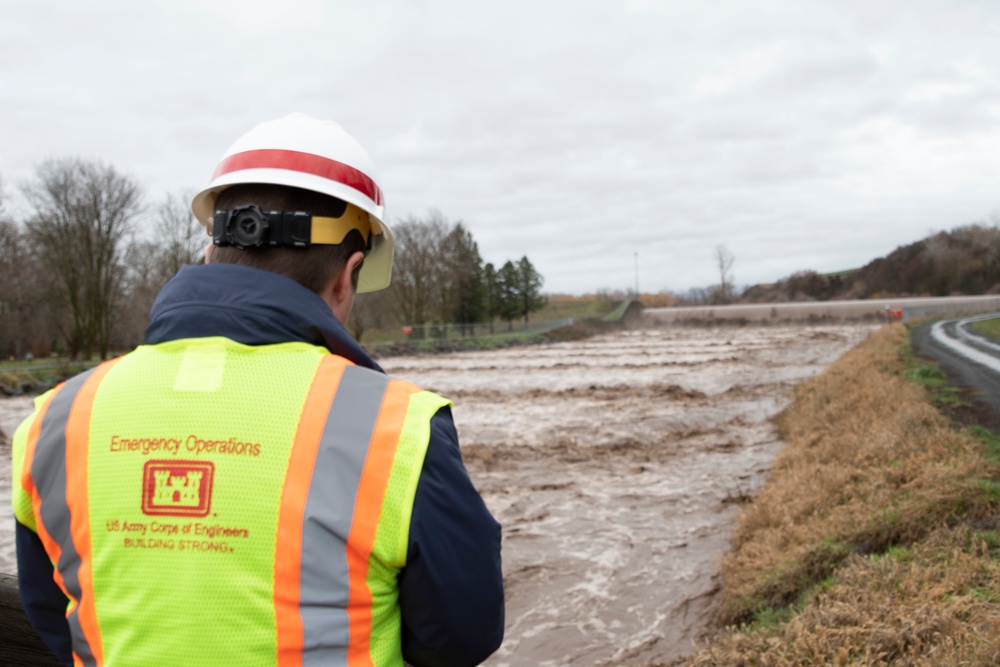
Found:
[113,191,206,348]
[0,184,46,358]
[387,212,449,329]
[24,159,143,359]
[118,240,167,349]
[922,231,965,296]
[713,244,735,304]
[155,190,203,278]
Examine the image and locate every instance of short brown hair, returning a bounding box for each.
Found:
[208,184,366,294]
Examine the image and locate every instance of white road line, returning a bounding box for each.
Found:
[930,314,1000,374]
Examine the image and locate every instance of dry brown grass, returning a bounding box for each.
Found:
[688,323,1000,665]
[692,527,1000,666]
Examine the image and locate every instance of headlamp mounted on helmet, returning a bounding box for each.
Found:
[212,204,376,252]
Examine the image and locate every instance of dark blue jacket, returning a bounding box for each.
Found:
[17,263,504,667]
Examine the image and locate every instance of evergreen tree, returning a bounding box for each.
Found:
[483,262,500,334]
[516,256,546,323]
[497,260,521,329]
[442,223,485,335]
[387,213,449,330]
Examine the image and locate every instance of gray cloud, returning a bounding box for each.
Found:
[2,0,999,294]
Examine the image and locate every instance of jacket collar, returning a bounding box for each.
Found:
[144,264,382,373]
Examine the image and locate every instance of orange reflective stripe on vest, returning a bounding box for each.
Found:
[276,358,420,666]
[345,368,417,667]
[274,354,347,666]
[19,388,57,519]
[27,359,121,667]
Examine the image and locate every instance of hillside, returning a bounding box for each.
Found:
[742,224,1000,303]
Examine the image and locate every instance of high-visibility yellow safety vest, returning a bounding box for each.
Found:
[12,337,451,667]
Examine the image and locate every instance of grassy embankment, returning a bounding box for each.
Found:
[970,317,1000,340]
[0,299,625,390]
[361,298,621,356]
[0,358,95,395]
[688,322,1000,666]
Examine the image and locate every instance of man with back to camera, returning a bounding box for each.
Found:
[12,113,505,666]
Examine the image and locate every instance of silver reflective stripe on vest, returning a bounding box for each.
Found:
[300,365,391,666]
[31,369,98,667]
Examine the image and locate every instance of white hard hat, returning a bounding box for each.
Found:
[192,113,393,293]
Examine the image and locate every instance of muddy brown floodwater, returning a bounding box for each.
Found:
[382,324,875,666]
[0,324,874,665]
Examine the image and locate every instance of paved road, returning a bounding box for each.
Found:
[911,313,1000,429]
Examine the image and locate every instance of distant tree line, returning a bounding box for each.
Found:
[0,159,545,359]
[741,218,1000,303]
[0,160,203,360]
[642,220,1000,307]
[350,211,546,340]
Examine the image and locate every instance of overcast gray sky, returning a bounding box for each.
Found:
[3,0,999,295]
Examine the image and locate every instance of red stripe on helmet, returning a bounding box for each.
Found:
[213,149,383,206]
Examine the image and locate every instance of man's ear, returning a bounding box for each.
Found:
[326,250,366,323]
[333,251,365,301]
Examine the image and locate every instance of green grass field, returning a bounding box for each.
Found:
[0,299,624,387]
[970,316,1000,340]
[357,297,621,348]
[0,358,96,392]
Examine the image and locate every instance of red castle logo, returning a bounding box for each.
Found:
[142,460,214,517]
